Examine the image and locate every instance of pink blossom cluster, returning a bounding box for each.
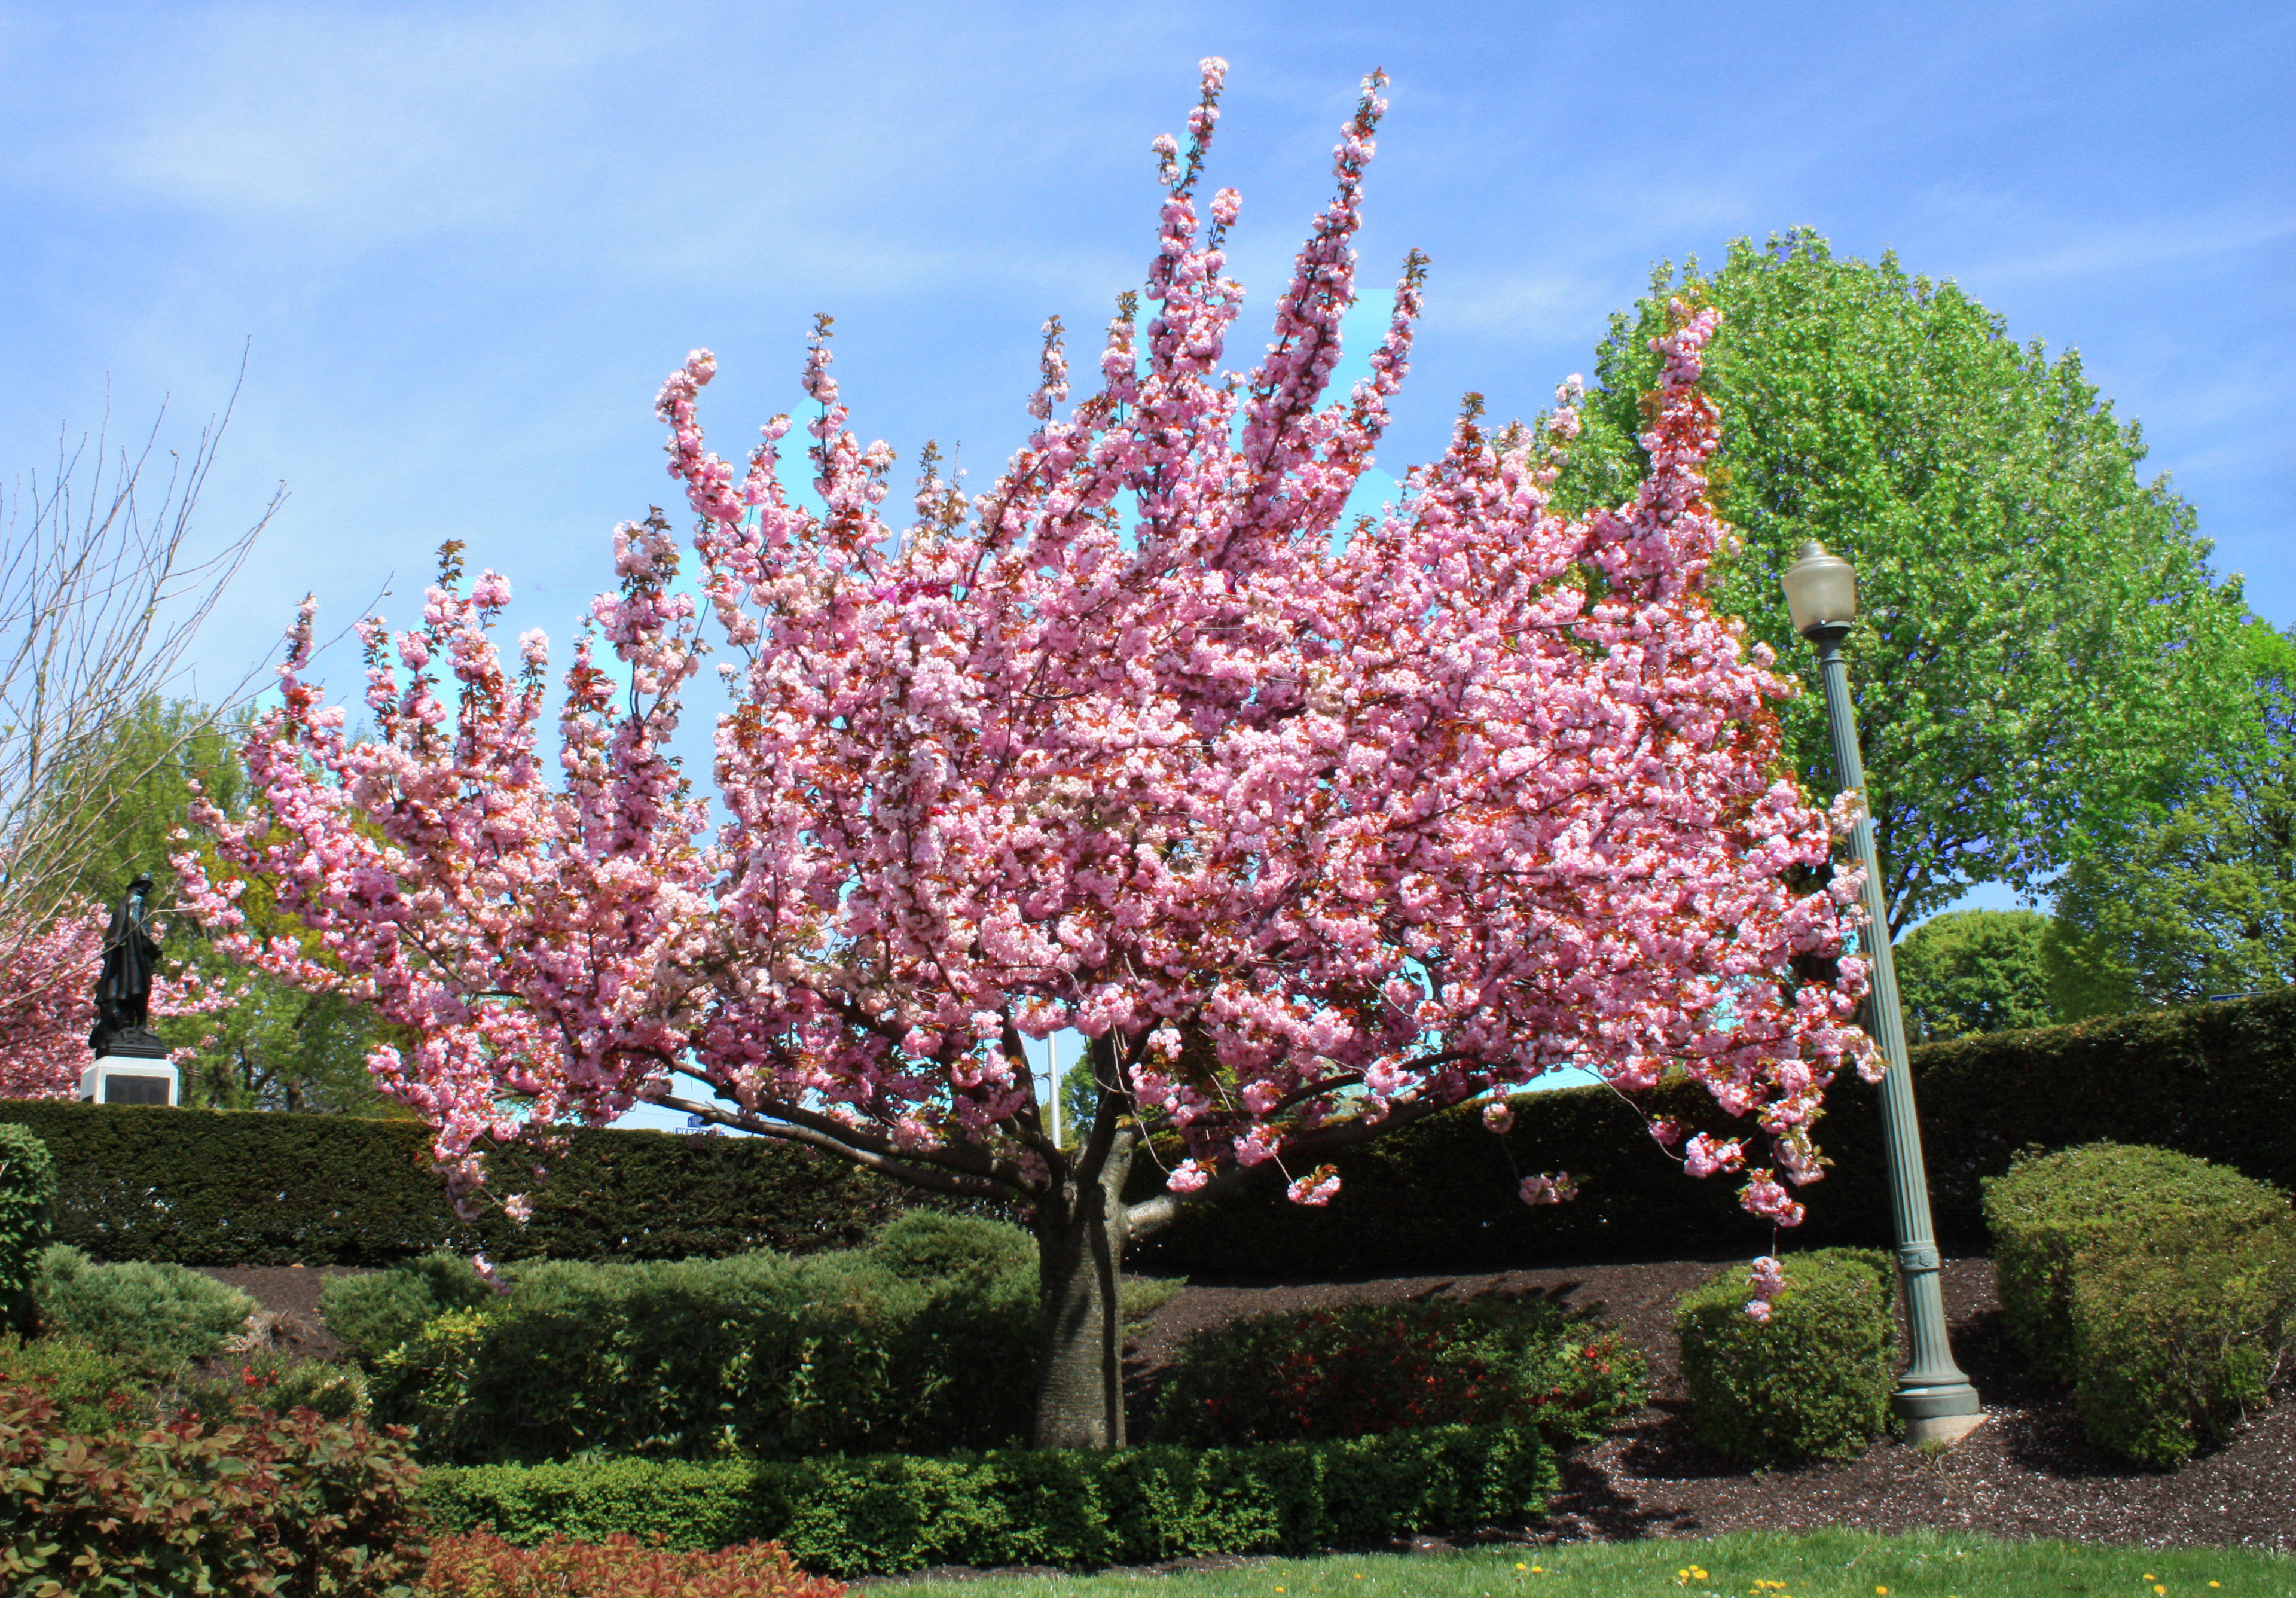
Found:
[1744,1253,1788,1323]
[181,60,1873,1226]
[0,910,103,1099]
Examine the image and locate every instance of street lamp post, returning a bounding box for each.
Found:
[1780,540,1985,1447]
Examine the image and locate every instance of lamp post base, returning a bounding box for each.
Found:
[1894,1377,1984,1447]
[1900,1411,1987,1448]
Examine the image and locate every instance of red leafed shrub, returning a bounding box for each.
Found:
[1148,1297,1647,1447]
[417,1530,845,1597]
[0,1377,423,1596]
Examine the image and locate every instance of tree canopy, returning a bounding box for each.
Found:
[187,65,1875,1450]
[2045,622,2295,1015]
[1556,230,2251,936]
[1891,908,2057,1042]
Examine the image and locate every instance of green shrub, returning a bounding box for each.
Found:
[0,1332,142,1434]
[0,1377,425,1595]
[417,1529,846,1596]
[1149,1297,1646,1448]
[1675,1249,1894,1465]
[0,1123,55,1337]
[1983,1142,2292,1382]
[32,1243,257,1379]
[323,1248,497,1365]
[2069,1217,2296,1468]
[413,1420,1556,1575]
[175,1349,373,1427]
[377,1224,1040,1465]
[866,1209,1035,1280]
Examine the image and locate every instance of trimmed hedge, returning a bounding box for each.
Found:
[0,1102,941,1266]
[1147,1297,1645,1448]
[414,1422,1555,1575]
[7,985,2291,1273]
[373,1216,1041,1465]
[1131,987,2296,1273]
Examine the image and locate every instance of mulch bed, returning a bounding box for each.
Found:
[195,1264,361,1370]
[1125,1254,2296,1554]
[208,1254,2295,1555]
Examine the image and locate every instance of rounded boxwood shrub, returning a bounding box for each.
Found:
[1674,1248,1893,1465]
[2069,1215,2296,1468]
[1148,1297,1646,1448]
[0,1123,56,1337]
[1983,1142,2291,1383]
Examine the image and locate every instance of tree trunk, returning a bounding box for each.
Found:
[1030,1123,1136,1450]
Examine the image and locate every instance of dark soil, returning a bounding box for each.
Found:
[207,1255,2296,1556]
[1125,1254,2296,1554]
[195,1264,362,1370]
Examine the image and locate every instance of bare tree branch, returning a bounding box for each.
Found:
[0,372,276,976]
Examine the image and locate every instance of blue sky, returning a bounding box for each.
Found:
[5,1,2288,1124]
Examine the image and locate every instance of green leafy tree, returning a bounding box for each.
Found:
[67,697,403,1113]
[2044,623,2296,1017]
[1557,230,2249,937]
[1892,908,2057,1041]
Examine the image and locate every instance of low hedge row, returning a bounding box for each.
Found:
[366,1215,1042,1465]
[0,1103,936,1266]
[413,1422,1556,1575]
[5,986,2289,1272]
[1131,986,2296,1273]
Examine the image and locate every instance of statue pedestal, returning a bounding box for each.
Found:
[81,1033,178,1107]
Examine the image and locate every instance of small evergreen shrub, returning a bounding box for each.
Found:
[413,1420,1556,1575]
[0,1377,425,1595]
[176,1349,373,1426]
[416,1530,845,1597]
[32,1243,257,1378]
[1983,1142,2291,1382]
[0,1124,57,1337]
[2069,1216,2296,1468]
[0,1332,141,1434]
[377,1220,1041,1464]
[1675,1249,1893,1465]
[1149,1297,1645,1448]
[323,1248,497,1365]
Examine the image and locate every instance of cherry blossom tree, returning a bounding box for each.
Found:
[0,911,100,1099]
[182,62,1874,1450]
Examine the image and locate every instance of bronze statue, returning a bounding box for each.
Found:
[90,871,164,1057]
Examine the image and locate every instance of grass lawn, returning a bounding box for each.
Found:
[860,1529,2294,1597]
